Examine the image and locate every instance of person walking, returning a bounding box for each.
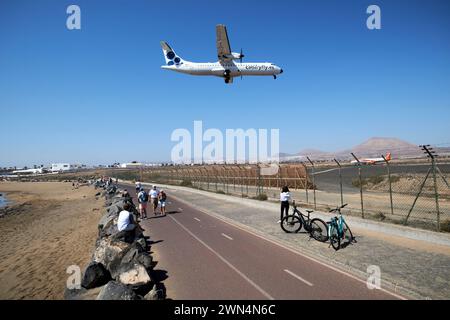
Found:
[135,181,141,194]
[137,187,149,219]
[149,185,160,216]
[159,189,167,216]
[279,186,291,223]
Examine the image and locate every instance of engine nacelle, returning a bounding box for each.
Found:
[224,52,244,60]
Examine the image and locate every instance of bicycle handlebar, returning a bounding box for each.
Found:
[329,203,348,213]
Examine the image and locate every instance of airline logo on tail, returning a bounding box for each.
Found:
[161,41,184,66]
[385,152,392,161]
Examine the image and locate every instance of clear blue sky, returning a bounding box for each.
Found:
[1,0,449,167]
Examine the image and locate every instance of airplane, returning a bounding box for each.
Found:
[351,153,392,165]
[12,168,46,175]
[160,24,283,84]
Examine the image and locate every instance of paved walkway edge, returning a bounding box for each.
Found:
[123,180,450,247]
[118,180,432,300]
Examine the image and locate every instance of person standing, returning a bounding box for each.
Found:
[279,186,291,223]
[149,185,160,216]
[137,187,148,219]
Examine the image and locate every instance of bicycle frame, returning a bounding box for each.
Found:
[292,206,312,229]
[328,214,346,239]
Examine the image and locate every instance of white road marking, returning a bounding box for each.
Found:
[169,193,407,300]
[121,181,406,300]
[312,168,339,175]
[221,233,233,241]
[178,208,183,212]
[169,215,274,300]
[284,269,314,287]
[194,217,201,222]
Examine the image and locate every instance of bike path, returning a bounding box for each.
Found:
[121,184,400,300]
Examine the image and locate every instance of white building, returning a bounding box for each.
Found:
[120,162,144,168]
[51,163,72,173]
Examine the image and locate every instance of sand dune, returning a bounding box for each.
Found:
[0,182,102,300]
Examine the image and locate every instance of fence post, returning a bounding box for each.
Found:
[257,164,262,196]
[334,159,344,207]
[306,157,316,210]
[382,155,394,216]
[301,162,309,204]
[351,153,365,219]
[421,145,441,231]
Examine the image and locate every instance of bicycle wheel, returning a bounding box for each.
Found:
[341,221,355,247]
[309,218,329,242]
[281,215,302,233]
[329,225,340,251]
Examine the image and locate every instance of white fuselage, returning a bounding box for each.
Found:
[161,61,283,78]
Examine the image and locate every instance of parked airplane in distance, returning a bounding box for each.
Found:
[351,153,392,165]
[12,168,46,175]
[160,24,283,84]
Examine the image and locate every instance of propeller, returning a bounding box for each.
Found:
[240,48,244,80]
[239,48,245,63]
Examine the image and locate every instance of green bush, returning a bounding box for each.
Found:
[215,190,226,194]
[368,175,384,185]
[180,180,193,187]
[252,193,268,201]
[352,179,367,188]
[441,220,450,233]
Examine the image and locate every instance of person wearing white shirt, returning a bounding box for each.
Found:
[117,203,136,232]
[149,186,160,215]
[279,186,291,223]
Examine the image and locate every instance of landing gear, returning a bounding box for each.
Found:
[273,75,277,79]
[225,77,231,84]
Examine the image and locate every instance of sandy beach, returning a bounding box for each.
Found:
[0,182,102,299]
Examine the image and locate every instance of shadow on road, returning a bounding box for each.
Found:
[149,239,164,245]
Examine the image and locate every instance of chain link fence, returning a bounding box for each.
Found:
[110,155,450,232]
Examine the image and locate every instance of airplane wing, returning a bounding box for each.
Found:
[216,24,232,61]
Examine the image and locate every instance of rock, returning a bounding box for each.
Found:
[106,204,122,215]
[98,212,117,230]
[136,238,148,251]
[99,217,119,238]
[81,262,111,289]
[144,283,166,300]
[93,238,129,269]
[136,253,154,270]
[95,192,101,197]
[65,286,105,300]
[108,242,145,278]
[117,263,151,286]
[121,242,145,264]
[96,281,139,300]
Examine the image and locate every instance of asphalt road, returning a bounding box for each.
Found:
[121,184,403,300]
[312,163,450,193]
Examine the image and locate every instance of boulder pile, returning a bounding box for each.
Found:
[65,185,166,300]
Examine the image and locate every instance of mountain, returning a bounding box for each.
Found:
[297,149,333,158]
[284,137,428,161]
[344,137,421,159]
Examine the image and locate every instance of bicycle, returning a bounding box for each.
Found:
[327,204,356,251]
[280,201,329,242]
